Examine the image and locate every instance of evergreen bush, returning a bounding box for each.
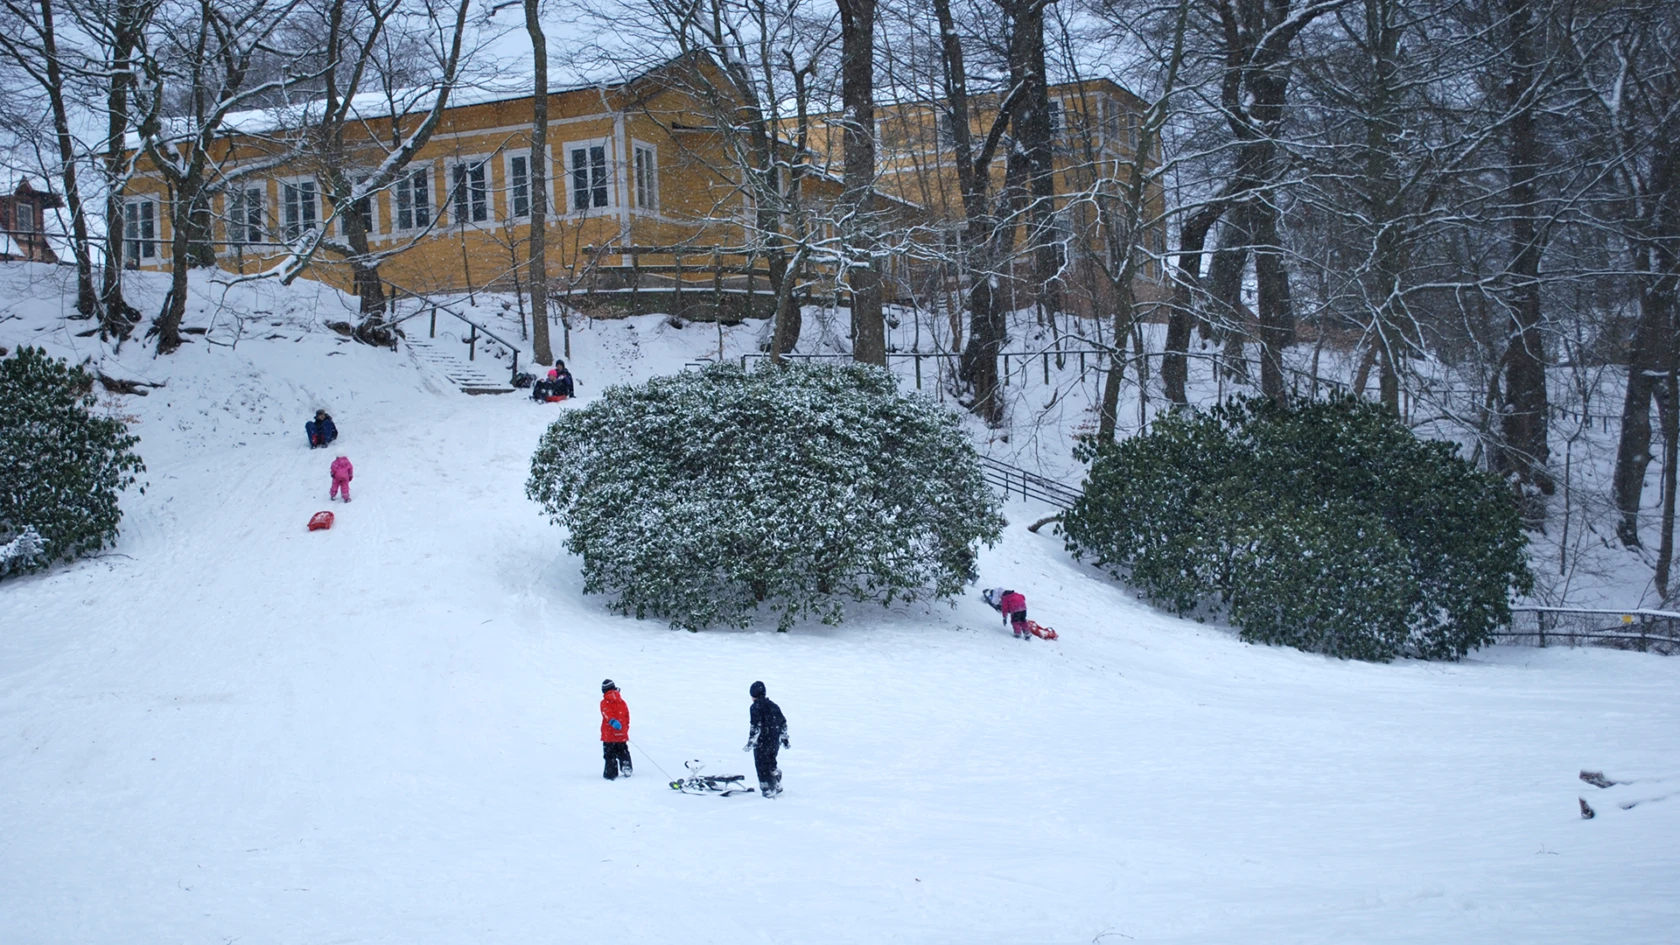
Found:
[0,347,145,577]
[1063,396,1531,661]
[527,362,1004,630]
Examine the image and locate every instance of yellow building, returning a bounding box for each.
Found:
[124,56,848,319]
[811,77,1169,318]
[125,60,1161,322]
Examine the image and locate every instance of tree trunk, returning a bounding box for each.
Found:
[839,0,883,366]
[99,3,146,341]
[1656,364,1679,600]
[525,0,553,367]
[1013,0,1059,320]
[1161,201,1229,404]
[1492,0,1553,507]
[37,0,98,319]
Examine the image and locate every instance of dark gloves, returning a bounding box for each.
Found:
[780,735,790,749]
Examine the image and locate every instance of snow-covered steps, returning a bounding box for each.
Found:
[403,334,515,395]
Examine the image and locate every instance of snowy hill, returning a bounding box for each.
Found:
[1,263,1677,943]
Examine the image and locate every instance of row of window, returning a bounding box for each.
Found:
[125,142,660,256]
[877,98,1142,154]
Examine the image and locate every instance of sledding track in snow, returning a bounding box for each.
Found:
[2,266,1678,944]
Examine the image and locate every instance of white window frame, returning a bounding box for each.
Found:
[227,184,267,246]
[123,197,158,262]
[334,182,379,239]
[448,155,493,227]
[1047,98,1065,141]
[393,165,434,232]
[505,150,532,219]
[564,138,613,214]
[632,140,658,213]
[278,176,319,242]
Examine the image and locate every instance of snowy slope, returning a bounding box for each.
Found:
[1,263,1677,944]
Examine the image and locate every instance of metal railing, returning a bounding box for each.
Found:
[979,455,1083,509]
[383,278,524,382]
[1491,607,1680,655]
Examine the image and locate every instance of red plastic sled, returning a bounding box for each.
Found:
[1025,619,1059,641]
[307,510,335,531]
[544,395,569,403]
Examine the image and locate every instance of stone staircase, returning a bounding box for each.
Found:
[404,334,516,395]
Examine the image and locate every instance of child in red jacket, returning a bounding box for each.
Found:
[329,456,353,502]
[600,679,632,780]
[999,589,1029,641]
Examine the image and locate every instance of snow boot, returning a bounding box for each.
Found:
[620,761,632,778]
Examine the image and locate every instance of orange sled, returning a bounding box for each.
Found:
[1025,620,1059,641]
[544,395,569,403]
[307,510,335,531]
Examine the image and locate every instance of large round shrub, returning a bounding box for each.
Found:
[1063,396,1531,661]
[0,347,145,576]
[527,362,1004,630]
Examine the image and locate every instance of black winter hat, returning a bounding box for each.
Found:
[749,681,766,698]
[602,679,617,692]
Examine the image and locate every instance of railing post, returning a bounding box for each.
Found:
[468,323,477,361]
[915,353,923,390]
[1043,351,1050,385]
[1003,354,1009,385]
[430,306,437,339]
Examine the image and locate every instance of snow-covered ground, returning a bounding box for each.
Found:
[2,263,1677,943]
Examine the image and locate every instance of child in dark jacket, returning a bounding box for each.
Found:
[306,410,338,448]
[743,680,788,797]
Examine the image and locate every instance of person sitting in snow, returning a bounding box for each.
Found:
[329,455,353,503]
[548,360,575,398]
[743,680,788,798]
[600,679,632,780]
[306,409,338,448]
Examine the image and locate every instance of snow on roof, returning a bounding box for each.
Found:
[127,60,667,150]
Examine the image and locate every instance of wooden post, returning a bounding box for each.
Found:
[1043,351,1049,385]
[915,353,922,390]
[1003,353,1009,385]
[430,306,437,339]
[468,323,477,361]
[712,247,724,321]
[673,254,684,320]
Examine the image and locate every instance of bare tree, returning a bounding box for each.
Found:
[0,0,101,318]
[135,0,305,354]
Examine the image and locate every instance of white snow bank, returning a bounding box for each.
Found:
[0,263,1675,944]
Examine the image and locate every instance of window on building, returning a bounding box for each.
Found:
[937,111,960,148]
[633,143,657,211]
[1102,99,1122,148]
[396,168,431,230]
[15,199,36,233]
[451,160,489,224]
[509,154,530,218]
[281,179,318,241]
[230,186,265,244]
[353,195,374,235]
[1047,99,1064,140]
[571,144,610,211]
[123,198,157,261]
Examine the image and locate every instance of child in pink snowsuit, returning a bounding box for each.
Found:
[330,456,353,502]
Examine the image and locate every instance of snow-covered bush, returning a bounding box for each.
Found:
[527,362,1004,631]
[1064,396,1531,661]
[0,347,145,576]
